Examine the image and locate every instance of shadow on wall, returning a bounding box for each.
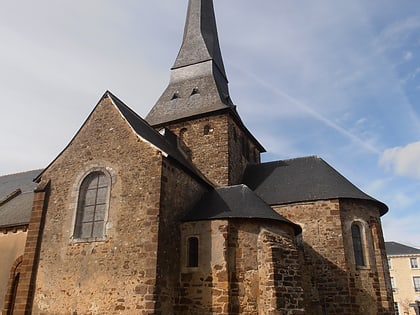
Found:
[299,241,392,315]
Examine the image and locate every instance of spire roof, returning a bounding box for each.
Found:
[145,0,234,127]
[173,0,227,78]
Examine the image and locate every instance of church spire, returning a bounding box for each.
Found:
[173,0,227,79]
[145,0,233,127]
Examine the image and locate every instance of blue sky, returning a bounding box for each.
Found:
[1,1,419,247]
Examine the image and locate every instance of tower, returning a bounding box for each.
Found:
[146,0,265,186]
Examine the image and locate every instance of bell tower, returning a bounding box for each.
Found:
[146,0,265,186]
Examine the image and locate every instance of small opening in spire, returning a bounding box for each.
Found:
[190,87,200,96]
[171,91,180,100]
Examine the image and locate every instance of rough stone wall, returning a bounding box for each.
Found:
[229,221,303,315]
[179,220,303,315]
[340,199,394,315]
[257,227,304,315]
[274,199,394,315]
[154,158,209,314]
[0,230,27,311]
[29,97,167,314]
[165,114,260,186]
[179,220,230,315]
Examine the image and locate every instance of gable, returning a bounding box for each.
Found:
[36,91,207,184]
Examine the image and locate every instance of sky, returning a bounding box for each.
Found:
[1,1,419,247]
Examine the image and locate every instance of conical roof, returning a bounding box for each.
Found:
[145,0,234,127]
[183,184,302,235]
[243,156,388,215]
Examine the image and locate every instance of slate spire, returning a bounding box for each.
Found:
[173,0,227,78]
[145,0,234,127]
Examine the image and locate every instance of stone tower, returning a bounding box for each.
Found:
[146,0,265,186]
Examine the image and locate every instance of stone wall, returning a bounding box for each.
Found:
[274,199,394,315]
[179,220,303,315]
[26,97,167,314]
[154,158,209,314]
[340,199,394,315]
[165,113,260,186]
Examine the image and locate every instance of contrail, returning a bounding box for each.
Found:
[233,65,381,155]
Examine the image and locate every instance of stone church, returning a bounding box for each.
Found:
[0,0,394,314]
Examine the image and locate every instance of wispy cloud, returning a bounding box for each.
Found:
[380,141,420,179]
[234,66,381,155]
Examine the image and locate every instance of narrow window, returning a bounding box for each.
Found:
[411,257,419,269]
[351,223,366,267]
[203,124,213,135]
[388,258,393,269]
[187,237,199,267]
[7,273,20,315]
[74,171,109,239]
[413,277,420,292]
[391,277,397,292]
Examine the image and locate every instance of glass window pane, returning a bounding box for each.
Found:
[85,174,99,190]
[95,204,106,221]
[188,237,199,267]
[85,189,97,206]
[92,222,104,238]
[411,258,418,268]
[96,187,108,203]
[352,224,365,266]
[80,223,93,239]
[97,174,108,187]
[82,206,95,222]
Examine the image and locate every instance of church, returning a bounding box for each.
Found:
[0,1,394,314]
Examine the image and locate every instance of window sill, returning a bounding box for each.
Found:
[70,236,107,244]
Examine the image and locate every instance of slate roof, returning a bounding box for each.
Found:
[35,91,212,187]
[145,0,265,152]
[145,0,234,128]
[183,184,302,235]
[243,156,388,215]
[385,242,420,256]
[173,0,227,78]
[0,169,41,229]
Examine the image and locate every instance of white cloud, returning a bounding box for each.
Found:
[404,51,413,61]
[380,141,420,178]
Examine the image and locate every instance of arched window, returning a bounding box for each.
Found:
[4,256,23,315]
[187,237,199,267]
[74,171,109,240]
[351,223,366,267]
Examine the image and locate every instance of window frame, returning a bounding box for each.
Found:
[351,222,367,268]
[410,257,419,269]
[71,169,111,243]
[390,277,397,292]
[187,236,199,268]
[413,276,420,292]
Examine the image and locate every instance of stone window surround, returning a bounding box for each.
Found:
[350,220,370,269]
[69,164,115,244]
[187,236,199,267]
[183,234,200,271]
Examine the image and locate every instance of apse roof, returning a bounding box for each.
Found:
[0,169,41,229]
[243,156,388,215]
[183,184,302,235]
[385,242,420,256]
